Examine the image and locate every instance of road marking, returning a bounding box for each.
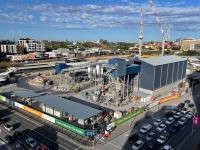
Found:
[106,142,121,150]
[74,146,81,150]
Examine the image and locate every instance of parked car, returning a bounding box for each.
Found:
[188,103,194,108]
[181,108,188,114]
[173,112,182,119]
[128,133,140,144]
[154,119,162,126]
[36,144,49,150]
[184,100,190,104]
[147,141,158,150]
[169,123,180,133]
[13,131,24,140]
[146,132,156,141]
[164,111,174,118]
[165,117,175,125]
[156,124,166,132]
[26,137,38,148]
[177,103,185,110]
[157,133,169,144]
[132,140,144,150]
[4,123,14,131]
[186,111,194,119]
[178,117,187,126]
[161,145,174,150]
[5,135,15,144]
[139,124,152,134]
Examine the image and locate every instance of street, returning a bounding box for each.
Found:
[0,103,84,150]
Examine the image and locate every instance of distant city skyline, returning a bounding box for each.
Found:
[0,0,200,42]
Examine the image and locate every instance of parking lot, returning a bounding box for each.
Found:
[126,100,195,150]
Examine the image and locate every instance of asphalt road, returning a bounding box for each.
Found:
[122,106,194,150]
[0,103,84,150]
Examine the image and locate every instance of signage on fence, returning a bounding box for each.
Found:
[114,108,145,126]
[55,119,85,136]
[85,130,97,136]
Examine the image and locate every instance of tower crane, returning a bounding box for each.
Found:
[139,8,144,57]
[148,0,169,56]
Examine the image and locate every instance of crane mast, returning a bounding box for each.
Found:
[148,0,167,56]
[139,8,144,57]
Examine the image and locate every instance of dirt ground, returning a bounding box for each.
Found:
[85,54,132,62]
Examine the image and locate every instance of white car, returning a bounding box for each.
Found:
[161,145,174,150]
[156,123,166,132]
[132,140,144,150]
[186,111,194,119]
[4,124,14,131]
[173,112,182,119]
[154,119,162,126]
[139,124,152,134]
[157,134,169,144]
[26,137,37,148]
[165,117,175,125]
[178,117,187,126]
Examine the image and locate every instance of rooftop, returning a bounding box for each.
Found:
[140,55,187,66]
[14,91,39,99]
[35,94,102,120]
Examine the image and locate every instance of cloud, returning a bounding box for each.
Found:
[0,1,200,32]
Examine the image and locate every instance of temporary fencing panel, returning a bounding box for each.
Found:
[0,95,6,102]
[14,102,24,109]
[23,106,43,118]
[42,113,55,123]
[55,118,85,136]
[114,108,145,126]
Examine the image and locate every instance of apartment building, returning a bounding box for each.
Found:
[0,40,17,54]
[18,38,45,52]
[179,37,200,50]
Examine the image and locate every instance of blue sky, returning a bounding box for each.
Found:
[0,0,200,42]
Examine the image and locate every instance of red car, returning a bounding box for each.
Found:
[36,144,49,150]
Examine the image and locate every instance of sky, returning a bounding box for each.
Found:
[0,0,200,42]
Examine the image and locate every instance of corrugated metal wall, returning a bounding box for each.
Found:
[167,63,173,84]
[140,60,187,91]
[154,65,162,89]
[140,62,154,90]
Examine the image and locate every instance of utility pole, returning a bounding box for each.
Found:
[139,8,144,57]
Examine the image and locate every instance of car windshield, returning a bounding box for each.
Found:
[135,142,141,147]
[30,140,35,144]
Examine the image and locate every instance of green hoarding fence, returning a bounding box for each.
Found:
[55,118,85,136]
[114,108,145,126]
[0,95,6,102]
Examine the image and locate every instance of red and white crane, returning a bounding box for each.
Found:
[148,0,170,56]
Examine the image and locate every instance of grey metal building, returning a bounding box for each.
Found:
[139,56,187,94]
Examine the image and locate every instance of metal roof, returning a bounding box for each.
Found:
[140,56,187,66]
[14,91,39,98]
[35,94,102,120]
